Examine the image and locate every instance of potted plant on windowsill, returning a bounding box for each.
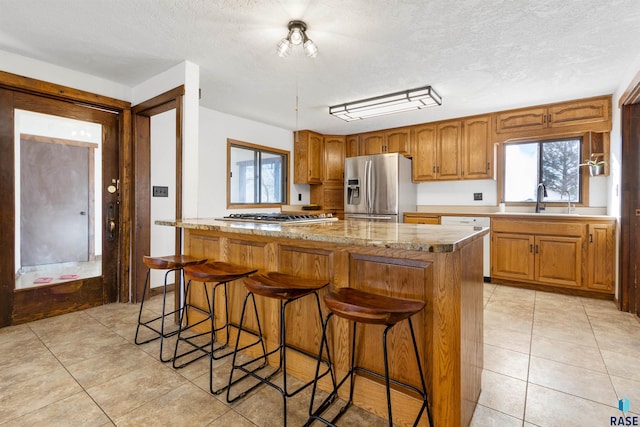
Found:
[580,154,606,176]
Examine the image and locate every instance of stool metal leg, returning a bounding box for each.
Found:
[308,317,432,427]
[135,267,183,362]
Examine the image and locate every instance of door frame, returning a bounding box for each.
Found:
[618,70,640,317]
[0,71,131,327]
[131,86,184,306]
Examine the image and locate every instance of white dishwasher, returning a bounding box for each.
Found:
[440,216,491,280]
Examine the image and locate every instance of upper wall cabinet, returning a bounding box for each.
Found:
[322,135,345,185]
[494,96,612,142]
[294,130,323,184]
[412,121,462,181]
[462,115,492,180]
[346,135,360,158]
[358,127,411,156]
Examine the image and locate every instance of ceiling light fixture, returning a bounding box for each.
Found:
[329,86,442,121]
[277,20,318,58]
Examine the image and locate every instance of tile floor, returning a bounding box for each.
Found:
[0,284,638,426]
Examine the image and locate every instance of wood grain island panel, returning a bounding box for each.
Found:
[159,218,487,427]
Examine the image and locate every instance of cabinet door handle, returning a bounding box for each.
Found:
[589,233,593,243]
[487,162,490,172]
[436,166,440,173]
[543,115,546,124]
[548,113,552,123]
[433,166,436,173]
[535,245,539,253]
[530,244,533,253]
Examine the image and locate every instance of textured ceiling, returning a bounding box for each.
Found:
[1,0,639,134]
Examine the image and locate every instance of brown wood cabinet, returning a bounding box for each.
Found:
[492,225,581,288]
[586,223,615,292]
[360,131,385,155]
[346,134,360,158]
[412,120,462,181]
[403,213,440,224]
[462,115,492,179]
[494,96,612,141]
[294,130,323,184]
[359,128,411,156]
[322,135,345,185]
[491,216,615,295]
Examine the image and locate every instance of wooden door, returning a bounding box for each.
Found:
[548,97,610,128]
[384,127,411,155]
[411,124,437,181]
[437,120,462,180]
[323,135,345,184]
[494,107,547,134]
[346,134,360,158]
[587,223,615,292]
[1,90,120,325]
[491,232,534,281]
[535,235,582,288]
[361,132,385,155]
[462,116,492,179]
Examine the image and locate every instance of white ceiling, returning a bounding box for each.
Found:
[1,0,639,135]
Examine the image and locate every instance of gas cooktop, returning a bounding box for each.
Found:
[218,213,337,224]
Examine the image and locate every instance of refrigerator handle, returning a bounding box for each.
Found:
[367,159,374,213]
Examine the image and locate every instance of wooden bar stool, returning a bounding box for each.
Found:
[307,287,433,427]
[172,262,259,395]
[134,255,206,362]
[227,272,333,427]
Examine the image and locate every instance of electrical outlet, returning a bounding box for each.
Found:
[153,186,169,197]
[298,193,302,201]
[473,192,483,201]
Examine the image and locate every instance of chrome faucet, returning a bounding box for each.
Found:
[561,190,571,213]
[535,182,547,213]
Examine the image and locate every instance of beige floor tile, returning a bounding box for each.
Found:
[477,370,527,419]
[610,376,640,416]
[483,343,529,381]
[484,309,533,334]
[206,410,257,426]
[532,320,597,348]
[0,366,83,422]
[593,328,640,357]
[65,342,161,389]
[114,383,229,426]
[469,404,522,427]
[0,325,47,362]
[484,324,532,353]
[530,335,606,372]
[1,391,110,427]
[601,350,640,382]
[0,350,63,387]
[525,383,618,426]
[528,356,617,405]
[85,364,188,419]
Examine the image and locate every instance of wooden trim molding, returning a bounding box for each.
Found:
[619,70,640,107]
[0,70,129,110]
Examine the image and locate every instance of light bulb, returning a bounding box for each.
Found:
[303,39,318,58]
[276,38,291,57]
[290,27,303,45]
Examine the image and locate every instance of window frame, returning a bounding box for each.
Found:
[226,138,289,209]
[498,134,590,208]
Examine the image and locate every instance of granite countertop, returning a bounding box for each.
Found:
[406,210,615,221]
[157,218,488,253]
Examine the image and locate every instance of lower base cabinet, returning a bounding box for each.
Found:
[491,217,615,295]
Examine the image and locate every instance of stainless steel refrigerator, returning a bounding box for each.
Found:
[344,152,416,222]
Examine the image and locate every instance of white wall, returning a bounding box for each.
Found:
[0,49,130,101]
[197,107,308,218]
[149,110,177,288]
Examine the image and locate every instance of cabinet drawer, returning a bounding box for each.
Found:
[491,219,584,236]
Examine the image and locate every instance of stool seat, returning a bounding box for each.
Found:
[243,272,329,300]
[184,262,258,282]
[143,255,206,270]
[324,287,425,325]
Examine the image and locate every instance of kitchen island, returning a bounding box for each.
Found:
[158,218,488,427]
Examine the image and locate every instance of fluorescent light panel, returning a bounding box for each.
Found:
[329,86,442,121]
